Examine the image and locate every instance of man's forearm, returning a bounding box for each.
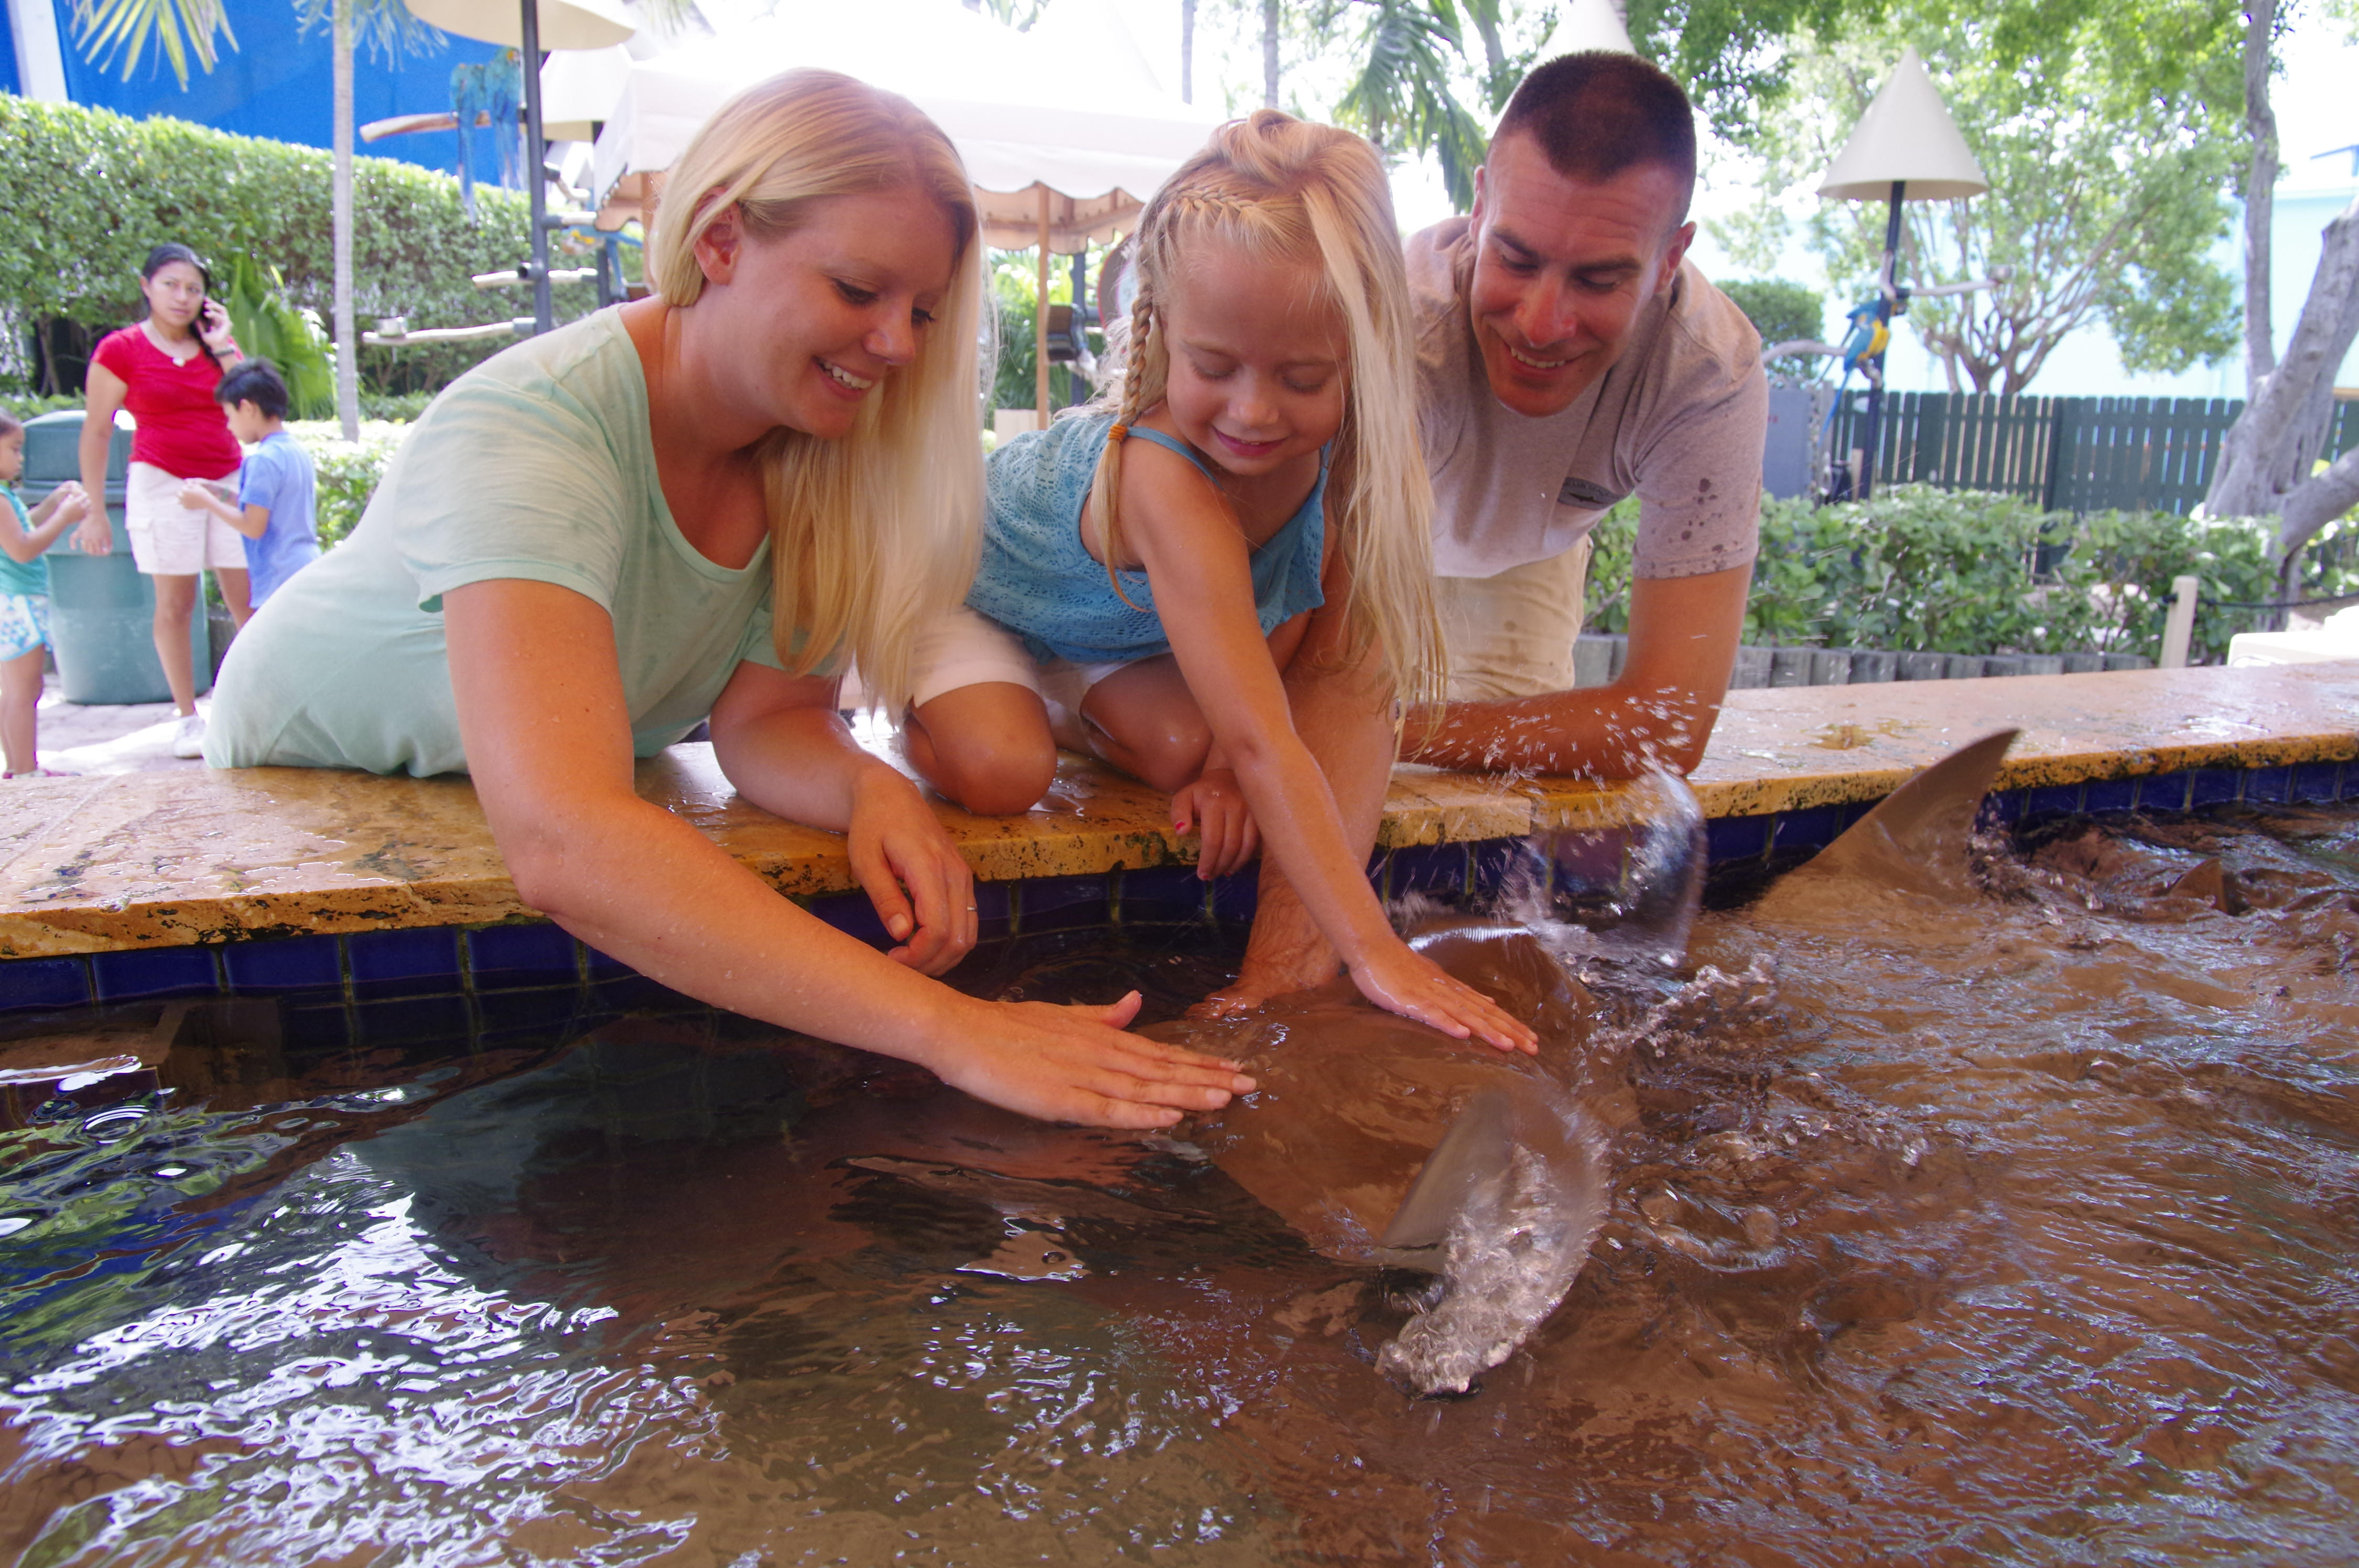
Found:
[1405,561,1753,778]
[1404,681,1715,776]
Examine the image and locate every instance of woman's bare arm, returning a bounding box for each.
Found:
[709,659,976,976]
[445,577,1254,1128]
[74,364,126,556]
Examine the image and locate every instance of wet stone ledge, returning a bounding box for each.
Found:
[0,665,2348,1014]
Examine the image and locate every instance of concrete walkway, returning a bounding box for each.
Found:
[17,675,202,778]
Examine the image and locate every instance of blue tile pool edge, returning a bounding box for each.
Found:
[1,758,2347,1018]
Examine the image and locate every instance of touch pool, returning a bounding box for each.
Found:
[0,663,2352,1564]
[0,787,2355,1564]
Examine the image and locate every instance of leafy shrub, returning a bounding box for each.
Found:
[220,258,335,420]
[288,421,408,549]
[1719,279,1824,348]
[1585,485,2346,664]
[0,95,596,398]
[1719,278,1826,386]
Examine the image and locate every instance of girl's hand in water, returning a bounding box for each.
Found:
[1348,946,1540,1054]
[846,769,976,976]
[932,989,1258,1129]
[1172,768,1259,880]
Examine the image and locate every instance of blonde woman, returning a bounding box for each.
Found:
[902,111,1535,1053]
[206,70,1253,1128]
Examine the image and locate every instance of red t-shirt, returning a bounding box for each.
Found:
[89,325,243,481]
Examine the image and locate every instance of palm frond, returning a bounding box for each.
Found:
[1334,0,1489,209]
[67,0,235,88]
[292,0,448,65]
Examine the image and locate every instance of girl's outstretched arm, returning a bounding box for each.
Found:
[445,577,1257,1128]
[3,483,84,563]
[1119,443,1537,1054]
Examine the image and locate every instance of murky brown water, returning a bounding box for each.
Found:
[2,801,2355,1566]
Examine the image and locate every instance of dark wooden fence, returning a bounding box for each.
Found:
[1826,392,2359,515]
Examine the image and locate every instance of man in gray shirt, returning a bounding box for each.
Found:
[1401,52,1766,777]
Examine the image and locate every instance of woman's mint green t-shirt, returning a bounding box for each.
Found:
[206,310,791,777]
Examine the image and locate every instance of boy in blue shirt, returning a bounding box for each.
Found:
[177,360,320,617]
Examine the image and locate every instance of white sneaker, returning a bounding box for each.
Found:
[170,713,206,759]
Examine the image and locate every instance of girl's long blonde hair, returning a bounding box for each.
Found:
[647,69,985,711]
[1094,110,1444,712]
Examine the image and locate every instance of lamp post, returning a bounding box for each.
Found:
[1816,47,1985,500]
[404,0,635,335]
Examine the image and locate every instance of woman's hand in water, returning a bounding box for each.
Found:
[846,766,976,976]
[929,989,1258,1129]
[1172,768,1259,880]
[1347,946,1539,1054]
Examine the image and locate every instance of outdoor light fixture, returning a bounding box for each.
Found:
[1816,46,1986,500]
[402,0,636,335]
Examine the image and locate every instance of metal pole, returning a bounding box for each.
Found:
[1856,178,1904,500]
[1034,186,1051,426]
[521,0,551,335]
[1069,248,1087,407]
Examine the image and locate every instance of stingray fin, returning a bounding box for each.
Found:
[1376,1089,1516,1259]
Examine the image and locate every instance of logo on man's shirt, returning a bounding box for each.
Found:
[1557,475,1626,510]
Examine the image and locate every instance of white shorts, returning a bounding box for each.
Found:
[125,462,246,576]
[907,605,1130,713]
[1433,538,1593,702]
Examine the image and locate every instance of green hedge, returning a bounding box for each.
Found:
[287,421,407,548]
[0,95,596,397]
[1584,486,2351,666]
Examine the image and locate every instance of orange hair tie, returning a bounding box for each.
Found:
[1108,423,1130,442]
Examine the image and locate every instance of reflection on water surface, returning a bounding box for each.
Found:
[2,802,2356,1565]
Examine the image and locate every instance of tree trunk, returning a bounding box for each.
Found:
[332,0,359,442]
[2207,193,2359,525]
[2239,0,2278,397]
[1181,0,1195,103]
[1262,0,1280,109]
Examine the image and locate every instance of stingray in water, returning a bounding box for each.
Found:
[1152,731,2021,1397]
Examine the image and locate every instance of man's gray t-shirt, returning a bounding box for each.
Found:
[1406,217,1767,581]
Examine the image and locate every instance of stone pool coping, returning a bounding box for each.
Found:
[0,663,2349,971]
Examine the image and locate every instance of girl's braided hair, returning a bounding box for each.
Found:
[1089,110,1445,712]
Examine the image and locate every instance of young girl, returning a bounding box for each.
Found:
[904,112,1536,1055]
[0,413,90,778]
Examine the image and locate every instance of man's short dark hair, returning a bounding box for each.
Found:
[1493,52,1697,225]
[215,358,290,420]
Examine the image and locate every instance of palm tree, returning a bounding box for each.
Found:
[1332,0,1494,209]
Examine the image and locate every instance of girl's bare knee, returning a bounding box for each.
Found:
[939,737,1056,815]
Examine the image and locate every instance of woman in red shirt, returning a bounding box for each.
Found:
[75,244,249,758]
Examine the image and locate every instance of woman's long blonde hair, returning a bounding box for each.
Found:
[1094,110,1444,711]
[647,69,985,711]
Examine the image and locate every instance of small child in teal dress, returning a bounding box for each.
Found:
[0,412,91,778]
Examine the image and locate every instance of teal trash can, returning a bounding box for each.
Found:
[21,410,212,705]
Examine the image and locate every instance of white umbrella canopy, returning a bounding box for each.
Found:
[406,0,635,52]
[1817,46,1987,201]
[583,0,1217,251]
[1534,0,1637,60]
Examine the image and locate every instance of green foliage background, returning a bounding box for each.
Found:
[1584,486,2354,665]
[0,95,596,397]
[1713,0,2243,395]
